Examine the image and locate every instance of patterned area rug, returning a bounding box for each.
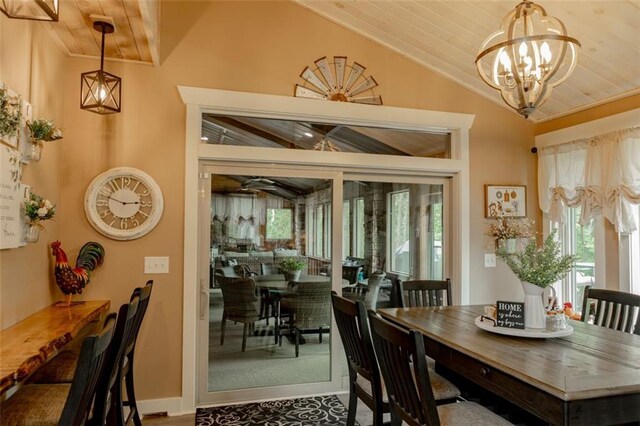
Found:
[196,395,358,425]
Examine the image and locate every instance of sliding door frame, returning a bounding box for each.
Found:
[180,86,474,413]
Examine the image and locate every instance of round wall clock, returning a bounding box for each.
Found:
[84,167,164,241]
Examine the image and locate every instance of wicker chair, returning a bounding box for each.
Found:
[220,276,260,352]
[279,280,332,357]
[581,286,640,335]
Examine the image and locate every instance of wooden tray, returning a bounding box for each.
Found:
[475,316,574,338]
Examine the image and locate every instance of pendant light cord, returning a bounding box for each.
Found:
[100,25,106,72]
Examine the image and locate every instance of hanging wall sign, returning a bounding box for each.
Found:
[496,300,525,329]
[0,145,23,249]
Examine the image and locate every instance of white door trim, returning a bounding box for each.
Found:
[179,87,474,414]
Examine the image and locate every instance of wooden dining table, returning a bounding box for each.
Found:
[0,300,110,394]
[378,305,640,426]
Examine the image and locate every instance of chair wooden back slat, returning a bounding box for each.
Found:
[59,313,116,426]
[368,312,440,426]
[397,279,452,309]
[581,286,640,335]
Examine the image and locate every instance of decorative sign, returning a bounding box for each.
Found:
[0,145,23,249]
[485,184,527,218]
[496,300,525,329]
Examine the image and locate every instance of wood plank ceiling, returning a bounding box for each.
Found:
[46,0,159,65]
[293,0,640,122]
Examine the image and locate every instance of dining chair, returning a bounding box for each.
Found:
[581,285,640,335]
[93,295,140,425]
[219,276,260,352]
[116,280,154,426]
[367,312,513,426]
[396,279,452,308]
[279,280,331,357]
[0,313,117,426]
[332,293,389,426]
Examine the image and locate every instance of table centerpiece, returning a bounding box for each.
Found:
[497,229,577,329]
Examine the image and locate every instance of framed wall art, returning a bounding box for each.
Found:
[485,185,526,218]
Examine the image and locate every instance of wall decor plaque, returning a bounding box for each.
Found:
[485,184,526,218]
[496,300,525,329]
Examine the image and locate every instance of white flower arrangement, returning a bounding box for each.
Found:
[27,118,63,146]
[24,191,56,228]
[486,217,534,240]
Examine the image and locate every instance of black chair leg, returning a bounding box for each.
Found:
[220,312,227,345]
[390,410,402,426]
[319,327,322,343]
[295,328,300,358]
[125,354,143,426]
[346,375,357,426]
[242,323,248,352]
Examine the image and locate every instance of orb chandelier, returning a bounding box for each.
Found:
[80,19,121,114]
[475,0,580,118]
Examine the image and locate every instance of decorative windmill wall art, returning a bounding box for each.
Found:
[294,56,382,105]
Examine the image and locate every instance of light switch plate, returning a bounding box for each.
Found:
[484,253,496,268]
[144,256,169,274]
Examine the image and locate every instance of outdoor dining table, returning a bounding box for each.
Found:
[377,305,640,426]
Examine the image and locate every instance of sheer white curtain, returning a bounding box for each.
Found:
[538,127,640,234]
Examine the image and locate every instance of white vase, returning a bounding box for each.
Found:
[25,224,40,243]
[522,281,546,329]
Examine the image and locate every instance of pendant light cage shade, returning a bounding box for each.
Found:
[80,20,121,115]
[80,70,121,114]
[0,0,59,21]
[475,0,580,118]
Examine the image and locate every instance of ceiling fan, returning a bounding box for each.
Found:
[239,177,278,191]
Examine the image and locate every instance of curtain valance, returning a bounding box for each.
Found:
[538,126,640,234]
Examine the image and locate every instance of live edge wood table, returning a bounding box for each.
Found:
[378,305,640,426]
[0,300,110,394]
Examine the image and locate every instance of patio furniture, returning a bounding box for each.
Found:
[220,277,260,352]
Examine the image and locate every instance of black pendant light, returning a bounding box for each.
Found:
[80,19,121,114]
[0,0,59,22]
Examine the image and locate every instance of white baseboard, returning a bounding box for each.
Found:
[138,397,186,417]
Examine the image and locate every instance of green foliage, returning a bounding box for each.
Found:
[497,229,577,288]
[28,118,63,142]
[266,208,292,239]
[0,86,22,138]
[279,257,306,271]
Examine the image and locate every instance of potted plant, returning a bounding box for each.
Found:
[0,84,22,145]
[25,118,63,161]
[486,217,534,253]
[279,257,306,282]
[497,229,577,329]
[23,190,56,243]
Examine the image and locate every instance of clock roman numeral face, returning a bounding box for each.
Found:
[85,168,164,240]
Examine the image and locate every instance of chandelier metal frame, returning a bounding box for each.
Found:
[475,0,580,118]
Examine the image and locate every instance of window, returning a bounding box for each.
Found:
[266,208,292,240]
[315,205,323,257]
[354,198,365,258]
[625,205,640,295]
[390,190,410,274]
[342,201,350,259]
[557,206,596,313]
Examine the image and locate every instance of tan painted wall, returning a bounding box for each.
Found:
[535,93,640,135]
[56,1,535,400]
[0,16,66,327]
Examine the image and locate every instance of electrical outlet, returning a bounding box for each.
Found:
[484,253,496,268]
[144,256,169,274]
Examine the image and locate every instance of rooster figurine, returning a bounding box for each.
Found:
[51,241,105,306]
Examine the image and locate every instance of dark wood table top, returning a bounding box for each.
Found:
[378,305,640,401]
[0,300,110,394]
